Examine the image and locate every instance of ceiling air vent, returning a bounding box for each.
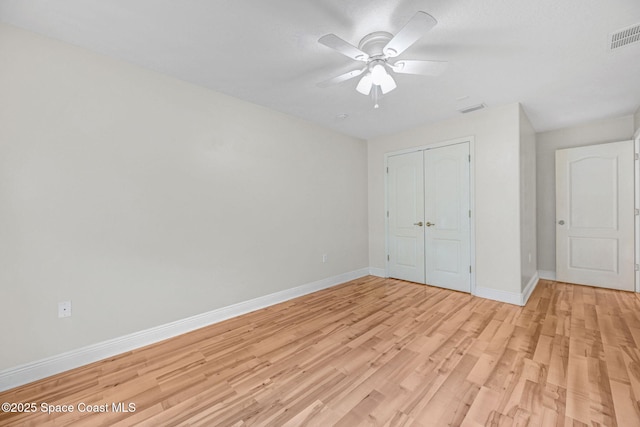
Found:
[458,103,486,114]
[610,23,640,50]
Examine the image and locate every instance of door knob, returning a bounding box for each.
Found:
[414,222,423,226]
[426,222,435,227]
[558,220,565,225]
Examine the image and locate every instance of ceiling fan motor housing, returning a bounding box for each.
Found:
[358,31,394,59]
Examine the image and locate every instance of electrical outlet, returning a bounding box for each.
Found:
[58,301,72,318]
[322,254,327,263]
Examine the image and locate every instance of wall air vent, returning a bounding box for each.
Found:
[458,103,486,114]
[610,23,640,50]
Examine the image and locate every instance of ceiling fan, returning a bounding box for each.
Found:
[317,11,447,108]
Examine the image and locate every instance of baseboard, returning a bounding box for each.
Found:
[369,267,386,277]
[474,272,539,307]
[474,286,523,306]
[521,272,539,305]
[0,268,370,392]
[538,270,556,280]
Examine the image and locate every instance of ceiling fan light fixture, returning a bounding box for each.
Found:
[379,73,397,94]
[370,63,388,85]
[356,73,373,95]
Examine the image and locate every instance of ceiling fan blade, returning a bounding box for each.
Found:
[317,67,367,88]
[356,73,373,95]
[319,34,370,61]
[383,12,437,57]
[379,73,397,94]
[390,60,448,76]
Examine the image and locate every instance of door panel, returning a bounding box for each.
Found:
[569,237,618,272]
[434,239,461,273]
[424,143,471,292]
[388,152,425,283]
[569,157,617,228]
[556,140,634,290]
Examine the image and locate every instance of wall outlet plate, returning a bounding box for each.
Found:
[58,301,72,318]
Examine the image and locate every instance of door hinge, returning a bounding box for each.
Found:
[386,167,389,173]
[387,210,389,218]
[469,265,472,273]
[635,153,639,160]
[636,208,639,216]
[469,210,471,218]
[468,154,471,162]
[636,264,639,271]
[387,255,390,261]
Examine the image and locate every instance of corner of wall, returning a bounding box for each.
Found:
[518,105,538,292]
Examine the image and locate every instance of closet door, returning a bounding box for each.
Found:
[387,151,425,283]
[424,143,471,292]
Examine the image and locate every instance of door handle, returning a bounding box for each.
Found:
[426,222,435,227]
[558,220,565,225]
[414,222,423,226]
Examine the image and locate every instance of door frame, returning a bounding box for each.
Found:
[384,136,476,295]
[619,130,640,294]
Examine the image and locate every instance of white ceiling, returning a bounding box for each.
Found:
[1,0,639,139]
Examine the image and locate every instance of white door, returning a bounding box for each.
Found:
[387,142,471,292]
[424,143,471,292]
[556,140,635,291]
[388,151,425,283]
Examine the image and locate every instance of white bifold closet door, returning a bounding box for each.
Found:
[556,140,635,291]
[388,142,471,292]
[387,151,425,284]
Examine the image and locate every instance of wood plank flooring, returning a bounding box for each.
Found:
[2,276,640,426]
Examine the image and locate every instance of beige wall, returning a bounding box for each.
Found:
[0,24,368,370]
[368,103,523,294]
[519,106,537,290]
[535,115,635,274]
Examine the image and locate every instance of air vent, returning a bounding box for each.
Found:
[458,103,486,114]
[610,23,640,50]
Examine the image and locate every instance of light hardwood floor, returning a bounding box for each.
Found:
[2,276,640,426]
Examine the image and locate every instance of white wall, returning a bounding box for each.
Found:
[519,106,537,290]
[368,103,522,294]
[536,115,635,274]
[635,106,640,135]
[0,24,368,371]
